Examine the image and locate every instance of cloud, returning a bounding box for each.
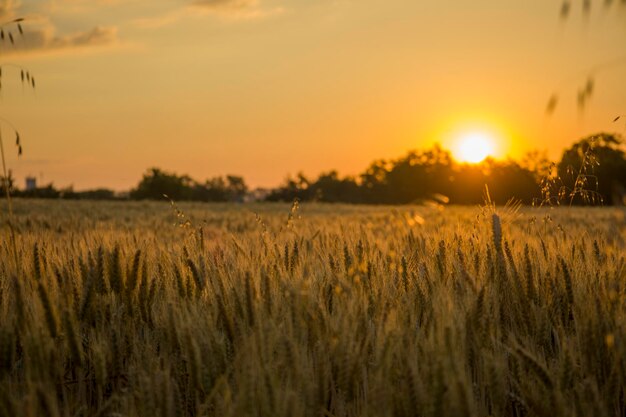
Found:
[0,0,19,19]
[132,9,189,29]
[191,0,286,20]
[53,26,117,47]
[0,22,118,55]
[0,0,119,56]
[192,0,258,10]
[133,0,283,29]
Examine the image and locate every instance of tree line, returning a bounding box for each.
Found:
[9,133,626,205]
[9,169,249,203]
[268,133,626,205]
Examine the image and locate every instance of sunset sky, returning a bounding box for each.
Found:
[1,0,625,190]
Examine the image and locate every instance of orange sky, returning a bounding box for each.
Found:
[1,0,625,190]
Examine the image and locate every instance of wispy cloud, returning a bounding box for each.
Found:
[0,0,19,19]
[192,0,285,19]
[0,20,118,56]
[133,0,283,29]
[0,0,119,56]
[131,8,189,30]
[45,25,117,48]
[192,0,258,11]
[1,0,283,55]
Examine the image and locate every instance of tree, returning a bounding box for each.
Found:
[557,133,626,205]
[130,168,193,200]
[130,168,249,202]
[309,171,361,203]
[266,173,311,202]
[263,144,554,205]
[226,175,248,202]
[360,160,390,204]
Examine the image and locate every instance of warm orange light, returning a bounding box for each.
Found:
[453,132,496,163]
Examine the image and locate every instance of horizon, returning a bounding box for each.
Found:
[11,133,621,193]
[1,0,625,190]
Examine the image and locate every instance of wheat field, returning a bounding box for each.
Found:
[0,200,624,417]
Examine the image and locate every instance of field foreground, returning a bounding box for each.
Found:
[0,200,625,417]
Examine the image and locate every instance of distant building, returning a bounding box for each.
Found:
[25,177,37,191]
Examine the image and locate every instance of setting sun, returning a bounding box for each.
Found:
[453,132,496,163]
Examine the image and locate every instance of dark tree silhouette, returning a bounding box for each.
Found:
[130,168,248,202]
[309,171,361,203]
[131,168,194,201]
[557,133,626,205]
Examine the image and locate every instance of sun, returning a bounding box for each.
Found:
[453,132,496,163]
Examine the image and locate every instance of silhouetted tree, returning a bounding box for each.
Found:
[266,173,311,202]
[557,133,626,205]
[130,168,248,202]
[226,175,248,202]
[266,144,549,205]
[309,171,361,203]
[360,160,391,204]
[483,160,540,204]
[15,184,60,199]
[131,168,193,200]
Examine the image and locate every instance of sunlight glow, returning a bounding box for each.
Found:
[453,132,496,163]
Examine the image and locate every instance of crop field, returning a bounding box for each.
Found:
[0,200,624,417]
